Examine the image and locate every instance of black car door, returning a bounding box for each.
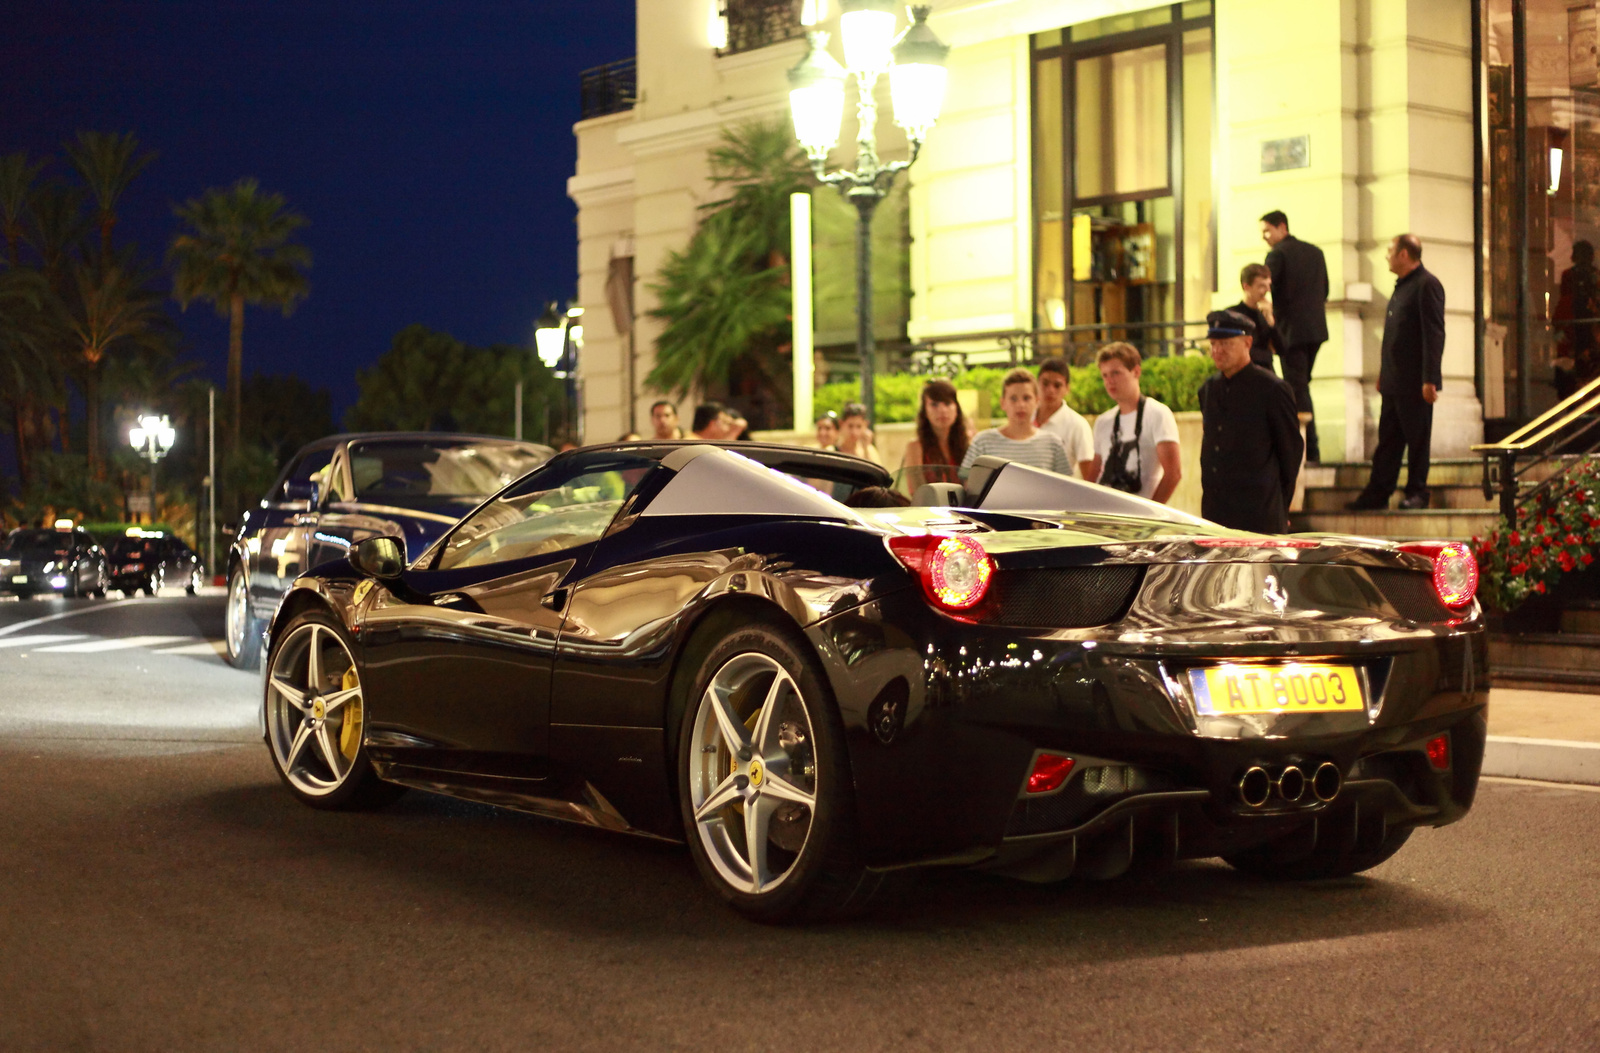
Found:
[250,446,335,610]
[358,451,657,781]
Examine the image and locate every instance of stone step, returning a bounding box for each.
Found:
[1561,608,1600,634]
[1312,457,1575,490]
[1290,507,1499,541]
[1490,666,1600,695]
[1490,633,1600,673]
[1300,485,1496,512]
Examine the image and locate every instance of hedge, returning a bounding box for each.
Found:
[813,354,1219,424]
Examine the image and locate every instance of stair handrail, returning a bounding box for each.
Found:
[1471,372,1600,524]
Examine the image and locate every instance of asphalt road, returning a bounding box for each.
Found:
[2,595,1599,1051]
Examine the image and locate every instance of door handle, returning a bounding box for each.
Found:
[541,587,569,611]
[293,513,318,526]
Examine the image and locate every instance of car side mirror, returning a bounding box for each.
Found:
[351,535,406,580]
[283,481,318,510]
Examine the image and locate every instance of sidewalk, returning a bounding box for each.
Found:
[1483,688,1600,785]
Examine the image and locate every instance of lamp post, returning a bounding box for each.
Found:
[128,414,176,525]
[788,2,948,422]
[533,301,585,445]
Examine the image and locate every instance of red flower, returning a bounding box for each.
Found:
[1511,562,1529,575]
[1535,581,1547,593]
[1511,531,1522,546]
[1584,553,1594,566]
[1532,546,1545,558]
[1560,552,1576,572]
[1568,534,1582,546]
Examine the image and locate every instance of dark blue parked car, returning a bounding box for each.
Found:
[226,432,552,668]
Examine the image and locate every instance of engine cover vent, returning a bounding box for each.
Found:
[986,565,1145,628]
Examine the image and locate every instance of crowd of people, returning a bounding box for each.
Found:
[627,211,1444,534]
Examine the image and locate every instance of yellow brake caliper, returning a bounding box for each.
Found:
[338,666,362,760]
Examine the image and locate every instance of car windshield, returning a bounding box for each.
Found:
[3,529,72,554]
[348,440,551,504]
[110,539,160,559]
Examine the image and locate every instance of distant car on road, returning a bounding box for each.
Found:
[226,432,553,669]
[0,524,109,599]
[107,530,203,597]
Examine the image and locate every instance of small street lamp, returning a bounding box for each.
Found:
[531,302,585,445]
[788,2,948,421]
[128,413,176,524]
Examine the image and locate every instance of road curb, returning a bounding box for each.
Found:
[1483,735,1600,785]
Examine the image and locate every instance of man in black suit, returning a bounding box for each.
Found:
[1262,210,1330,462]
[1347,234,1445,511]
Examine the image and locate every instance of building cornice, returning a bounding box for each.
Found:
[567,165,637,206]
[616,92,791,158]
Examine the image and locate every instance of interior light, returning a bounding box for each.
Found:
[1426,734,1450,771]
[1549,147,1564,195]
[1027,753,1076,794]
[707,2,728,49]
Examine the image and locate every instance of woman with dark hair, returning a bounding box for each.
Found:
[901,379,970,476]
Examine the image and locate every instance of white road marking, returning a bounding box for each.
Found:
[0,634,87,649]
[33,635,191,654]
[0,598,145,637]
[152,640,227,657]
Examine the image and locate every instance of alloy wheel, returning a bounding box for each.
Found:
[687,652,819,895]
[226,572,249,656]
[265,623,365,796]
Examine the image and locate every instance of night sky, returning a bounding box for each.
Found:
[1,0,636,419]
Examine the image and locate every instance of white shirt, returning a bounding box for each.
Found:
[1092,398,1180,500]
[1036,404,1094,476]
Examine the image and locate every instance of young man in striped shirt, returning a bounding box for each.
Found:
[959,367,1076,477]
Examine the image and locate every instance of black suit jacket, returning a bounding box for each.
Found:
[1379,264,1446,398]
[1197,364,1304,533]
[1265,235,1330,347]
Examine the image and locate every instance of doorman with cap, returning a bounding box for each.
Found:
[1196,309,1305,533]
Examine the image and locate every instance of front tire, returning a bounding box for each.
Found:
[264,609,404,811]
[677,617,880,923]
[226,566,262,670]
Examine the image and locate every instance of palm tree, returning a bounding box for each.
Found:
[56,250,170,468]
[168,178,311,450]
[646,119,810,418]
[0,264,58,485]
[0,151,46,264]
[64,131,155,260]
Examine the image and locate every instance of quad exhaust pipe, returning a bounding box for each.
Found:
[1236,762,1342,808]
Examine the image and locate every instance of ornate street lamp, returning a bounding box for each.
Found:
[788,3,948,421]
[128,413,176,524]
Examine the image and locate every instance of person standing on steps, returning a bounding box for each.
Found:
[1197,310,1303,533]
[1262,210,1329,463]
[1347,234,1445,512]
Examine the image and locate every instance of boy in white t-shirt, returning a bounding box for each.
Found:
[1034,356,1095,478]
[1087,342,1183,503]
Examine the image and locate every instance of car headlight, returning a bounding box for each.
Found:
[42,561,55,573]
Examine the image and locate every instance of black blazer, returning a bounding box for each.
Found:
[1265,235,1330,347]
[1378,264,1446,398]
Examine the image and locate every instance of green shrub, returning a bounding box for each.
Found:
[814,353,1217,423]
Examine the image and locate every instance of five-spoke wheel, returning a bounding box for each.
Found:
[678,618,878,922]
[263,611,402,810]
[226,567,261,669]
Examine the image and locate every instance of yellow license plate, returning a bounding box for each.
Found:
[1187,663,1365,716]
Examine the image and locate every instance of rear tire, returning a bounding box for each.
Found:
[226,566,263,670]
[1224,823,1412,881]
[676,615,882,923]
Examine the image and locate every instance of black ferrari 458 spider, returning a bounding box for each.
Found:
[259,441,1486,921]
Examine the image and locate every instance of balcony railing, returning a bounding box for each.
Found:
[579,57,636,120]
[719,0,804,57]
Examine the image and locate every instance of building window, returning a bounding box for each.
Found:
[1032,2,1213,361]
[719,0,805,58]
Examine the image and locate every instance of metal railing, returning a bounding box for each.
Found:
[1471,371,1600,524]
[883,319,1216,376]
[718,0,804,57]
[579,57,636,120]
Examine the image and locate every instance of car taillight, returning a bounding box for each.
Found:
[888,533,995,611]
[1426,734,1450,771]
[1027,753,1075,793]
[1400,541,1478,608]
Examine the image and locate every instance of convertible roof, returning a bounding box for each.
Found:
[294,432,555,455]
[562,440,893,490]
